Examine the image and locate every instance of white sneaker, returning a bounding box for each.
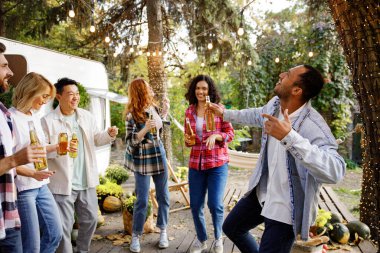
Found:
[158,230,169,249]
[190,238,207,253]
[213,238,223,253]
[130,233,141,253]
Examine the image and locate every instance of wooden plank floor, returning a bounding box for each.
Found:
[89,184,377,253]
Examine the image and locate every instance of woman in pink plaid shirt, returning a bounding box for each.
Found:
[184,75,234,253]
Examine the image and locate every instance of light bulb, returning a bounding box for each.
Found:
[237,27,244,36]
[138,50,143,55]
[158,51,162,56]
[69,10,75,18]
[275,57,280,63]
[105,36,110,43]
[90,25,95,33]
[113,52,118,57]
[248,60,252,66]
[129,47,134,53]
[147,51,151,57]
[207,42,213,50]
[223,62,228,67]
[152,51,156,56]
[201,62,205,67]
[308,51,314,57]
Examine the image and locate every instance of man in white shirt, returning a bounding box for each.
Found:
[41,77,118,253]
[0,42,46,252]
[210,65,345,253]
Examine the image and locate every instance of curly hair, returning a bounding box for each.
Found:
[125,78,156,123]
[185,75,221,105]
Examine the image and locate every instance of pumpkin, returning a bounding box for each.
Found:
[346,221,371,241]
[103,196,122,212]
[329,223,350,244]
[329,212,343,224]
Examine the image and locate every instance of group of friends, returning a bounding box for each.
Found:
[0,39,346,253]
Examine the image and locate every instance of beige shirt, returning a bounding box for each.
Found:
[41,106,115,195]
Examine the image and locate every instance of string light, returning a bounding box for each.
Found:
[90,25,96,33]
[237,11,244,36]
[207,42,213,50]
[201,62,205,67]
[129,47,134,53]
[147,51,151,57]
[138,50,143,55]
[247,60,252,66]
[158,51,162,56]
[308,51,314,57]
[223,62,228,67]
[237,27,244,36]
[104,35,111,43]
[68,4,75,18]
[275,57,280,63]
[113,52,118,57]
[152,51,157,56]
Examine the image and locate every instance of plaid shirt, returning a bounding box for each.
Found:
[124,111,165,176]
[185,104,234,170]
[0,102,21,239]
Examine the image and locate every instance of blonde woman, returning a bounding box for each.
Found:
[9,72,62,253]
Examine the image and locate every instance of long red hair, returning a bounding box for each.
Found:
[125,78,156,123]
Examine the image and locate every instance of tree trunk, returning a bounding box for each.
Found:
[327,0,380,247]
[0,1,5,36]
[146,0,172,163]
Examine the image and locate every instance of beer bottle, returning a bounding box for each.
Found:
[205,96,216,132]
[149,108,157,134]
[28,121,47,170]
[186,118,196,146]
[69,133,78,158]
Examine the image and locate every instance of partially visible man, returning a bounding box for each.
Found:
[41,77,118,253]
[0,42,46,252]
[210,65,346,253]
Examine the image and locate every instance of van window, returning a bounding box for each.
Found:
[89,97,106,130]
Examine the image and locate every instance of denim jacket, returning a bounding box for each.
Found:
[223,96,346,240]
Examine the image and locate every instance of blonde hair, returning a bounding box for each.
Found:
[12,72,56,113]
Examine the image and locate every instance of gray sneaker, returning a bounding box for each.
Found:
[158,230,169,249]
[190,239,207,253]
[130,234,140,253]
[213,238,223,253]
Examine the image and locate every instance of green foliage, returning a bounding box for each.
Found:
[122,195,152,220]
[229,126,251,150]
[110,102,126,138]
[174,167,188,182]
[99,174,107,185]
[344,158,360,171]
[105,164,129,185]
[96,181,124,200]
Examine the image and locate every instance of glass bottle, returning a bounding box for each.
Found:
[69,133,78,158]
[205,96,216,132]
[186,118,196,146]
[58,133,68,155]
[149,108,157,134]
[28,121,47,170]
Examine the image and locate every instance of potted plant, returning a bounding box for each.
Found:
[105,164,129,185]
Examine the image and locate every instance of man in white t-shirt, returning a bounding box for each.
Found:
[0,42,46,252]
[41,77,118,253]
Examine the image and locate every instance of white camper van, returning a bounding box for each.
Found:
[0,37,127,174]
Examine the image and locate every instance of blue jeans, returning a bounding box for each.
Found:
[222,190,295,253]
[0,228,22,253]
[133,156,170,235]
[188,163,228,242]
[17,184,63,253]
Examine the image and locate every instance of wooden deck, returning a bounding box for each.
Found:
[89,185,377,253]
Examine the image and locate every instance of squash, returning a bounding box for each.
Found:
[103,196,122,212]
[329,212,343,224]
[329,223,350,244]
[346,221,371,241]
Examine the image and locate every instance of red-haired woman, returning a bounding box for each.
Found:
[124,78,170,253]
[184,75,234,253]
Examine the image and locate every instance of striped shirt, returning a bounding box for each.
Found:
[0,102,21,239]
[185,104,234,170]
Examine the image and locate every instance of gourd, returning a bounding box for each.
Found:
[329,212,343,224]
[329,223,350,244]
[346,221,371,241]
[103,196,122,212]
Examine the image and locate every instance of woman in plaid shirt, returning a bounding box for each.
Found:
[124,79,170,253]
[184,75,234,253]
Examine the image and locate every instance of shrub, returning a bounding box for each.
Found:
[344,158,360,170]
[96,181,123,200]
[99,174,108,185]
[105,164,129,184]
